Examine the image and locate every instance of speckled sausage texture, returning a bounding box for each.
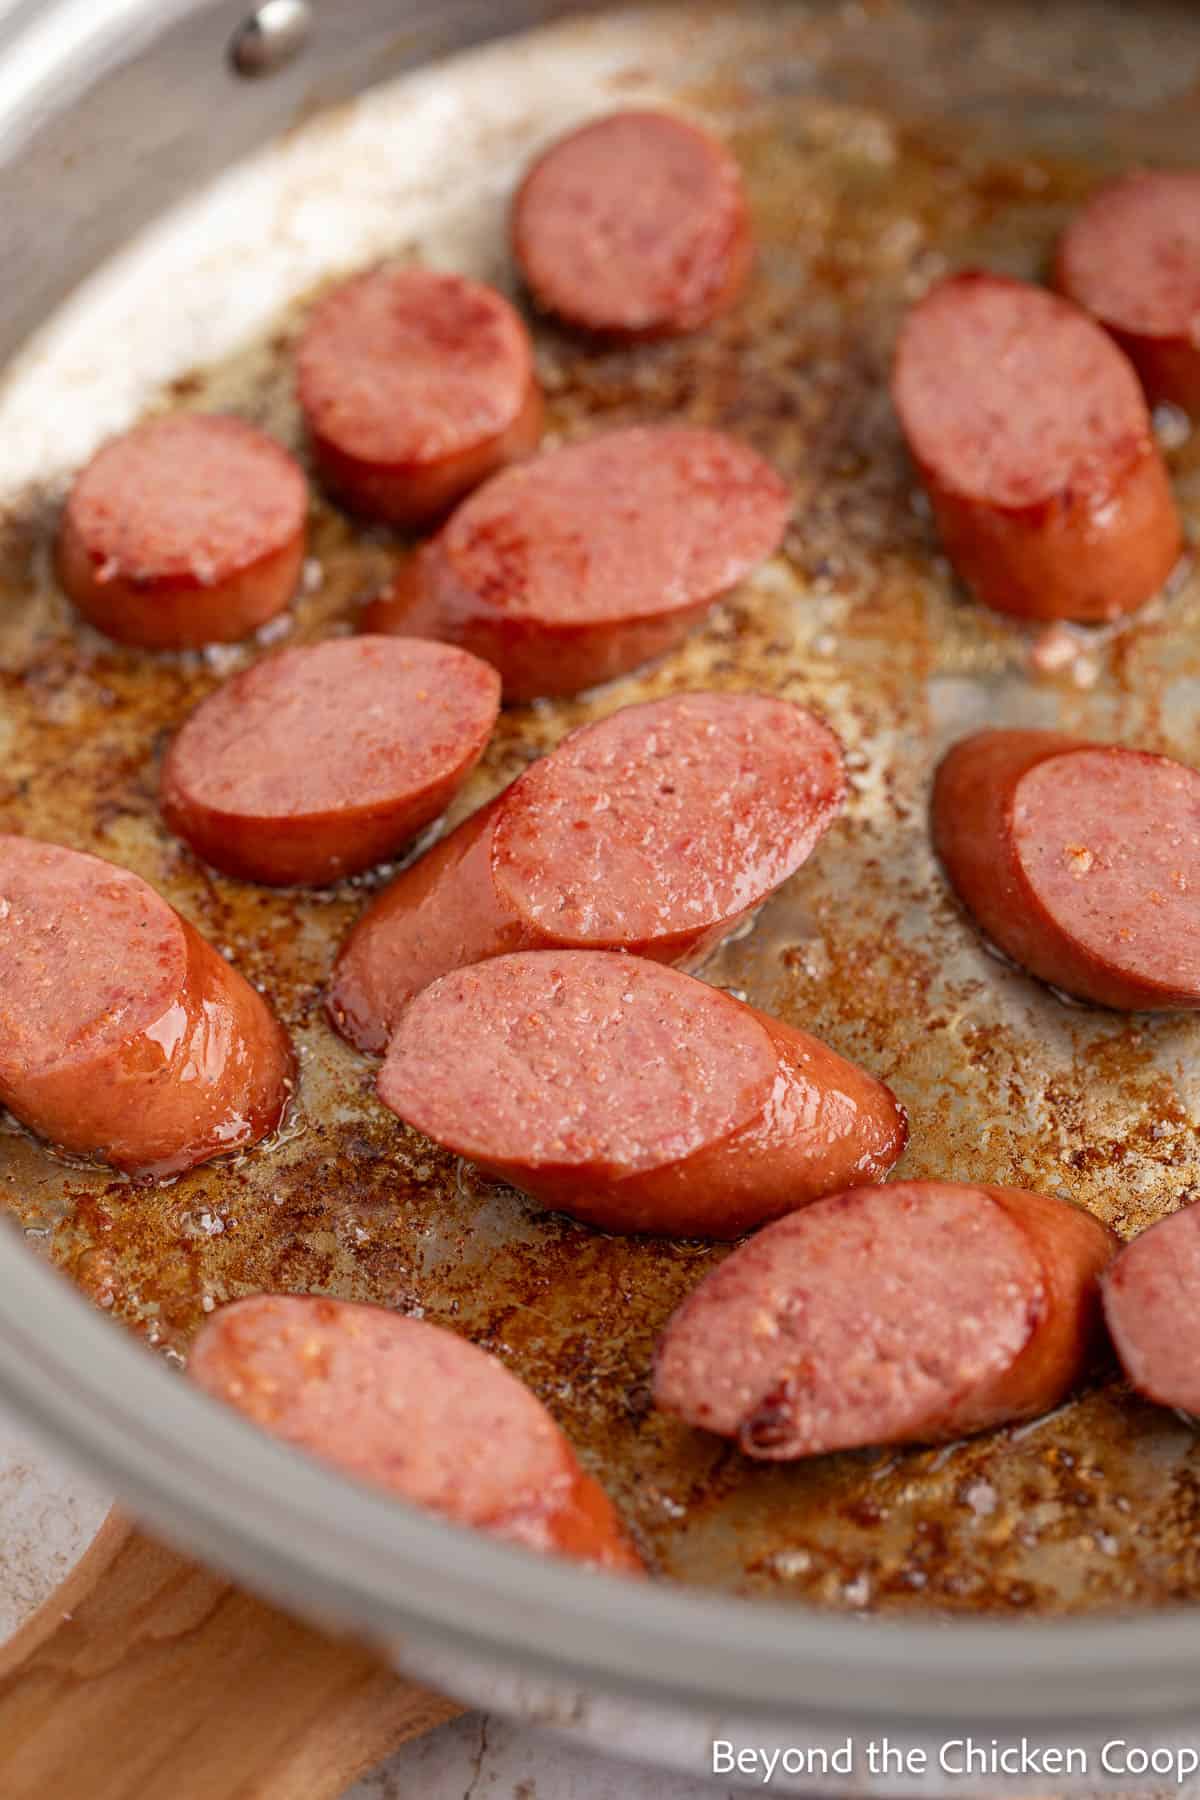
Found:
[933,728,1200,1010]
[189,1293,643,1574]
[329,690,846,1054]
[654,1182,1116,1457]
[161,637,500,887]
[377,950,907,1238]
[0,835,295,1177]
[363,425,791,700]
[892,270,1181,622]
[296,266,543,525]
[511,108,752,340]
[57,413,308,649]
[1101,1204,1200,1417]
[1054,170,1200,415]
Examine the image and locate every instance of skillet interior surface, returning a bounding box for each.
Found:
[3,0,1200,1622]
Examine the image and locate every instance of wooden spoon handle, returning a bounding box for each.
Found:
[0,1508,462,1800]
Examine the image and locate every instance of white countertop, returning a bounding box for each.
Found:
[352,1713,730,1799]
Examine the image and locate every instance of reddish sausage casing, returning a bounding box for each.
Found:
[160,637,500,887]
[57,414,308,649]
[190,1294,642,1574]
[329,690,846,1054]
[892,271,1181,622]
[933,728,1200,1010]
[364,425,791,701]
[1054,170,1200,415]
[0,836,295,1176]
[511,109,752,340]
[1101,1204,1200,1417]
[296,266,543,525]
[654,1182,1116,1457]
[377,951,907,1238]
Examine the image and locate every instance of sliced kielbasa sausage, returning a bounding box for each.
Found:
[57,413,308,649]
[511,108,752,340]
[296,266,543,525]
[377,950,907,1237]
[363,425,790,700]
[189,1293,642,1573]
[329,690,845,1054]
[161,637,500,887]
[892,271,1181,622]
[1055,170,1200,415]
[654,1181,1116,1457]
[933,728,1200,1010]
[0,836,295,1176]
[1101,1205,1200,1417]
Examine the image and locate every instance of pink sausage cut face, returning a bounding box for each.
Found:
[654,1183,1040,1458]
[1013,748,1200,1001]
[493,691,844,947]
[58,413,308,649]
[191,1297,571,1526]
[512,109,752,339]
[894,273,1150,511]
[367,426,792,700]
[326,689,847,1055]
[377,947,907,1238]
[380,949,776,1181]
[891,270,1181,622]
[296,266,543,524]
[1054,170,1200,412]
[1102,1204,1200,1416]
[161,636,500,886]
[1056,171,1200,338]
[0,834,294,1176]
[299,269,534,466]
[434,425,789,626]
[189,1294,643,1572]
[0,838,183,1074]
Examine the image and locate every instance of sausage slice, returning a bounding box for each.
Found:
[296,266,543,525]
[363,425,790,700]
[654,1182,1116,1457]
[190,1294,642,1573]
[0,836,294,1176]
[57,414,308,649]
[329,690,845,1053]
[377,951,907,1237]
[1101,1205,1200,1416]
[892,271,1181,621]
[511,109,752,339]
[1054,170,1200,414]
[161,637,500,887]
[933,728,1200,1010]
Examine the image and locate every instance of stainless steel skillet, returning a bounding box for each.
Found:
[3,0,1200,1789]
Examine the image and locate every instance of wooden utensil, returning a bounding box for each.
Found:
[0,1509,462,1800]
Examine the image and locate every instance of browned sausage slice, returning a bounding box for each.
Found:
[377,950,907,1237]
[511,109,752,339]
[933,728,1200,1010]
[1101,1205,1200,1415]
[363,426,790,701]
[1054,170,1200,414]
[892,271,1181,621]
[160,637,500,887]
[57,414,308,649]
[0,836,295,1176]
[189,1293,642,1573]
[329,690,845,1053]
[296,266,543,525]
[654,1182,1116,1456]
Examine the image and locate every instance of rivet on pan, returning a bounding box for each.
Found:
[229,0,312,78]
